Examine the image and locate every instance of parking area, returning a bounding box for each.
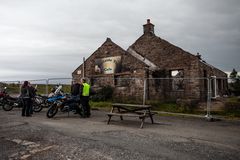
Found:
[0,108,240,160]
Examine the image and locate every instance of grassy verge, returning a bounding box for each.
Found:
[147,101,198,114]
[90,100,198,114]
[90,101,112,110]
[89,99,240,118]
[210,111,240,119]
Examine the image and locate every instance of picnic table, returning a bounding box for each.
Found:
[106,103,155,128]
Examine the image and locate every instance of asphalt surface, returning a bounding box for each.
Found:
[0,107,240,160]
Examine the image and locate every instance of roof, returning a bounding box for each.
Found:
[72,38,148,75]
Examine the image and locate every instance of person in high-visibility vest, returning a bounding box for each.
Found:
[80,78,91,118]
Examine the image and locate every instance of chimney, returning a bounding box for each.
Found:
[147,19,150,24]
[106,37,112,42]
[143,19,154,34]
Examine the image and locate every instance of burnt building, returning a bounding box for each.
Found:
[72,19,227,102]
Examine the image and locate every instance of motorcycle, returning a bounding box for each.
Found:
[0,87,22,111]
[35,94,51,108]
[46,85,83,118]
[0,87,7,107]
[0,87,43,112]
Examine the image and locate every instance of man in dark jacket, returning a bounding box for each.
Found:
[20,81,31,117]
[71,81,81,97]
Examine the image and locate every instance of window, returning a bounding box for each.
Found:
[170,70,184,90]
[217,79,222,90]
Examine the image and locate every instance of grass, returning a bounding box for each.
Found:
[226,97,240,102]
[89,99,240,118]
[222,96,240,117]
[1,83,71,95]
[0,83,20,94]
[90,101,112,110]
[90,100,196,114]
[147,100,197,114]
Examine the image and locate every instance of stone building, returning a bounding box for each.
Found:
[72,19,227,102]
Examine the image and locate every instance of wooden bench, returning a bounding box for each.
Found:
[107,103,155,128]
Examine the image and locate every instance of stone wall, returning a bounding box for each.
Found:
[72,38,147,102]
[130,33,202,101]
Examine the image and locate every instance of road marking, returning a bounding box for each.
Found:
[6,138,56,160]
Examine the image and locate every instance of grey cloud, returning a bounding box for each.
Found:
[0,0,240,81]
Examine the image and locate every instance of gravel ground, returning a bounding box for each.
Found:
[0,107,240,160]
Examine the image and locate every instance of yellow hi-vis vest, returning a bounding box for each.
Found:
[82,83,90,96]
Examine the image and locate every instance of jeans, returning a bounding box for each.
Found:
[81,96,90,117]
[22,98,31,116]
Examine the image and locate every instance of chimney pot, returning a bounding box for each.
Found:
[147,19,150,24]
[106,37,112,41]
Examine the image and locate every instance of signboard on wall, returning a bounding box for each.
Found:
[95,56,121,74]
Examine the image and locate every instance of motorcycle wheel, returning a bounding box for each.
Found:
[2,102,14,111]
[33,105,42,112]
[33,104,43,112]
[78,104,84,116]
[46,104,58,118]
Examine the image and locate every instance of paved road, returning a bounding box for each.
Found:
[0,108,240,160]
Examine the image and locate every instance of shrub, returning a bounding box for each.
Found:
[176,99,199,113]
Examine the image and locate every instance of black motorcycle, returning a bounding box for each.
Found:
[2,96,23,111]
[0,87,7,107]
[1,87,43,112]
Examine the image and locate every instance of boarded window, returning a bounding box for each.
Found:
[170,70,184,90]
[217,79,222,90]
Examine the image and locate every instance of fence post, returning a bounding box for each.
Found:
[46,79,49,96]
[211,76,217,98]
[205,77,213,121]
[18,81,21,94]
[143,78,146,105]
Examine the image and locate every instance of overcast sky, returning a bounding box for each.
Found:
[0,0,239,81]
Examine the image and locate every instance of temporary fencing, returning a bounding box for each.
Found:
[1,76,239,119]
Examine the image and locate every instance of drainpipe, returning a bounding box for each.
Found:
[83,57,85,78]
[143,79,146,105]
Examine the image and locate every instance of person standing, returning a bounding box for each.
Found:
[20,81,31,117]
[28,82,37,115]
[71,81,82,114]
[71,80,81,99]
[60,80,81,113]
[80,78,91,118]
